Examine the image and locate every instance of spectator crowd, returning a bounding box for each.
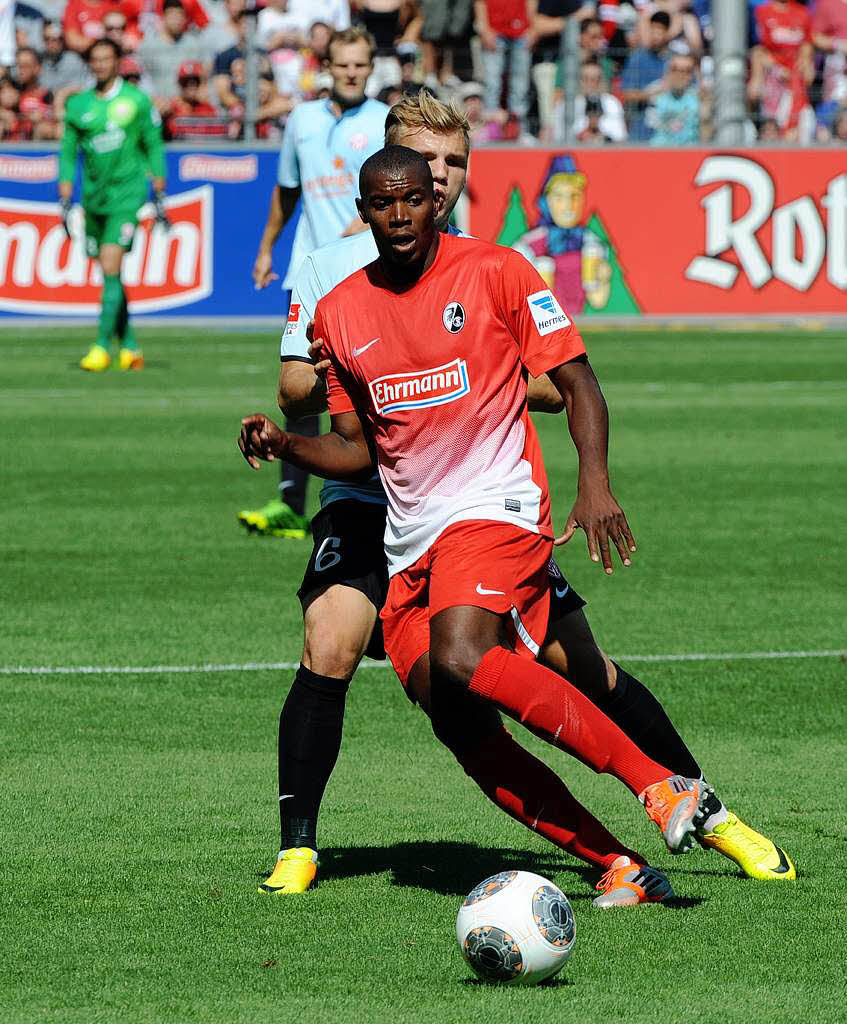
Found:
[0,0,845,144]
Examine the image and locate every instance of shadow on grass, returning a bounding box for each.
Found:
[305,841,598,899]
[461,976,574,988]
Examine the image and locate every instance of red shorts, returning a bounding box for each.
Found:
[381,520,552,688]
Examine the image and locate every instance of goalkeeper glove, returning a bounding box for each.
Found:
[153,189,170,231]
[60,197,72,239]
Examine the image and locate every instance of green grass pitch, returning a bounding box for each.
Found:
[1,327,845,1024]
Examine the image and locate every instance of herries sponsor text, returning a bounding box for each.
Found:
[0,186,213,313]
[369,357,471,414]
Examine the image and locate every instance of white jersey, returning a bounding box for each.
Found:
[281,230,385,508]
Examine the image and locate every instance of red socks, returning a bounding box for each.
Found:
[469,646,671,796]
[458,725,645,870]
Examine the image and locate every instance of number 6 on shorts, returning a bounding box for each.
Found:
[315,535,342,572]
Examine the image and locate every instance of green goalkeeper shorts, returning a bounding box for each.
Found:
[84,207,140,257]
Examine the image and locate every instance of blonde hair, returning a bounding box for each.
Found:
[384,90,470,151]
[328,26,377,62]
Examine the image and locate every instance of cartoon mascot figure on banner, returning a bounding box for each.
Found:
[513,154,611,315]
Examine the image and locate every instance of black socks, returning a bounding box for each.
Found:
[278,664,351,851]
[602,662,702,779]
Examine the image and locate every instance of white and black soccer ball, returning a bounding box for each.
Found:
[456,870,576,986]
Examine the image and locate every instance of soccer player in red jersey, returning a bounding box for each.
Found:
[241,146,721,904]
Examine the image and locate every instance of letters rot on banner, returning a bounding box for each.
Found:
[468,148,847,315]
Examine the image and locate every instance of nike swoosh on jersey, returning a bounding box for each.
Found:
[476,584,506,596]
[353,337,380,357]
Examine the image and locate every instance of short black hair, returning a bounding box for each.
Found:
[16,45,40,63]
[88,37,122,60]
[163,0,185,11]
[650,10,671,28]
[359,145,433,199]
[579,17,602,33]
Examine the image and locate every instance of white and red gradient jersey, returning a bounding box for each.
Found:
[313,233,586,575]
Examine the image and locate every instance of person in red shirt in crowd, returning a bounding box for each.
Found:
[14,45,58,138]
[63,0,137,53]
[812,0,847,104]
[749,0,814,140]
[474,0,537,127]
[63,0,209,53]
[163,58,223,138]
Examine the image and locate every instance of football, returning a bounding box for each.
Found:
[456,870,576,986]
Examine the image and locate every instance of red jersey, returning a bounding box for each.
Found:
[755,1,812,69]
[315,234,586,575]
[484,0,530,37]
[63,0,137,41]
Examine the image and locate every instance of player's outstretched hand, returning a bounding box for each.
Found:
[252,251,278,290]
[238,414,288,470]
[555,486,636,574]
[307,331,331,380]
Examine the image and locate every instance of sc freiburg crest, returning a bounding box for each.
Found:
[442,301,465,333]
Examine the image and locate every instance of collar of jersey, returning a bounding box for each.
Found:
[324,96,370,121]
[97,77,124,102]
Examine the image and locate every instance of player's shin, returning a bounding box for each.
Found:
[601,663,701,779]
[277,664,351,853]
[455,725,646,870]
[97,274,124,349]
[466,646,672,796]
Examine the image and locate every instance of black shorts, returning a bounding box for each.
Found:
[547,557,586,622]
[297,499,389,661]
[297,501,585,660]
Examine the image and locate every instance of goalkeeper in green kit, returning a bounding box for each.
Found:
[58,38,168,372]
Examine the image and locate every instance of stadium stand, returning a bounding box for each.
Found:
[0,0,845,143]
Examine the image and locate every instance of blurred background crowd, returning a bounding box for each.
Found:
[0,0,845,145]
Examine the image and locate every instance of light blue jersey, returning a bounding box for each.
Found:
[280,226,465,509]
[278,97,389,288]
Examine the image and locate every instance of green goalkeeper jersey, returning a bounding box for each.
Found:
[59,77,165,215]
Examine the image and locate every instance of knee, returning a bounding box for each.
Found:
[430,638,486,690]
[302,629,361,679]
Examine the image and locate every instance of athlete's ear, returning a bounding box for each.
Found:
[356,196,368,225]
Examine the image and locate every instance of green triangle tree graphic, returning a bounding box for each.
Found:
[494,185,641,314]
[582,213,640,315]
[497,187,530,247]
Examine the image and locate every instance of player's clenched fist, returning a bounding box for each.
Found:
[238,414,288,469]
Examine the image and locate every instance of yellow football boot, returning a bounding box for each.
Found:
[700,813,796,880]
[119,348,144,370]
[80,344,111,372]
[258,847,318,894]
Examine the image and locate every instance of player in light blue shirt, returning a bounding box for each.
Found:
[242,26,388,539]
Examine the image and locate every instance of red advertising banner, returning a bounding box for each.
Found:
[0,186,212,315]
[467,148,847,316]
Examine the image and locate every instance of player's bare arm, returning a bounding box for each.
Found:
[527,374,565,414]
[548,355,636,574]
[239,411,373,479]
[277,361,327,419]
[253,185,301,289]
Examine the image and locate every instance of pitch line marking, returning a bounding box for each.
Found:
[0,649,844,677]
